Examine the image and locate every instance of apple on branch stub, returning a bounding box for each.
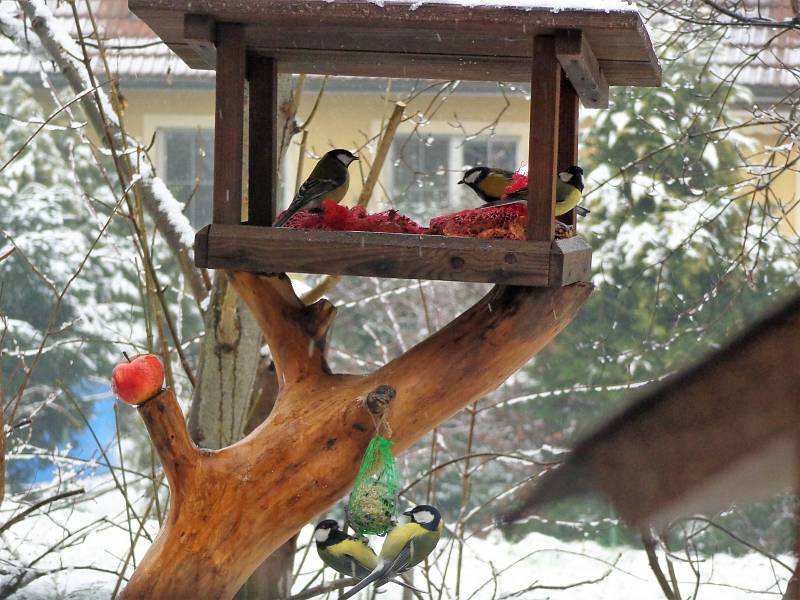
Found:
[112,354,165,406]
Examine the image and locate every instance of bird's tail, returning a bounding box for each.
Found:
[575,205,590,216]
[272,211,292,227]
[339,563,391,600]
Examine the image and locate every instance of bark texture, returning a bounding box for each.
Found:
[119,274,591,599]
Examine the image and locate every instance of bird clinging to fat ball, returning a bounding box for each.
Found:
[339,505,444,600]
[314,520,424,594]
[314,519,378,579]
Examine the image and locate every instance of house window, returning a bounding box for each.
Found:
[462,137,518,173]
[391,134,518,222]
[159,128,214,228]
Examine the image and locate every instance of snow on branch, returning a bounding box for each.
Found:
[139,164,197,256]
[0,4,44,56]
[16,0,119,128]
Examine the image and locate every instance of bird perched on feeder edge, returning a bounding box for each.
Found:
[273,148,358,227]
[339,505,444,600]
[314,520,424,593]
[459,165,590,217]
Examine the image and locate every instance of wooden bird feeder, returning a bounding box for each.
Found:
[129,0,660,287]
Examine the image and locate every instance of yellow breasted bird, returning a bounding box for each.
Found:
[459,165,590,217]
[340,505,443,600]
[274,149,358,227]
[314,520,424,594]
[314,520,377,579]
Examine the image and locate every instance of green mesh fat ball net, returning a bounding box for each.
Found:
[348,435,398,536]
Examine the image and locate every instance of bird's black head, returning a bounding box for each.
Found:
[329,149,359,167]
[403,505,442,531]
[559,165,584,191]
[314,519,345,547]
[458,166,490,190]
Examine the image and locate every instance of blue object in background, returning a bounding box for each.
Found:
[16,379,119,485]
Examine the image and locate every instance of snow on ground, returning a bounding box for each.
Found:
[1,478,791,599]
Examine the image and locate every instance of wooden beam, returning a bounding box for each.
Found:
[195,225,595,287]
[183,14,215,68]
[549,237,591,286]
[247,55,278,226]
[212,23,246,225]
[556,30,609,109]
[504,293,800,528]
[557,71,580,229]
[130,0,662,87]
[528,35,561,242]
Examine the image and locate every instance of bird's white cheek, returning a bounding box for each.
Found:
[314,529,329,543]
[559,172,572,182]
[414,511,434,524]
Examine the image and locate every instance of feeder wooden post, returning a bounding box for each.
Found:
[557,71,580,229]
[213,23,246,225]
[247,55,278,225]
[527,35,561,242]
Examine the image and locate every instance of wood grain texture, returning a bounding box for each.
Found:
[528,35,560,242]
[556,71,579,229]
[505,293,800,528]
[247,55,278,226]
[555,30,609,108]
[197,224,574,286]
[119,273,593,599]
[213,23,246,225]
[186,47,659,85]
[128,1,661,86]
[549,237,591,286]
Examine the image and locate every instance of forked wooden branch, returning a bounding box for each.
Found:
[120,273,591,599]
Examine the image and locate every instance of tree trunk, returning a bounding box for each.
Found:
[119,275,592,600]
[187,272,263,448]
[187,71,297,599]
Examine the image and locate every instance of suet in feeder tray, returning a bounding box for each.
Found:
[130,0,661,288]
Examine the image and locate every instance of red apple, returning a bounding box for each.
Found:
[112,354,165,405]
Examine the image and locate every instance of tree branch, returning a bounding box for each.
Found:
[16,0,208,304]
[121,281,591,599]
[137,388,200,493]
[287,577,358,600]
[227,272,335,387]
[0,488,85,536]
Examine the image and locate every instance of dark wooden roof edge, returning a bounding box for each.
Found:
[632,15,662,85]
[130,1,646,24]
[130,1,661,86]
[503,289,800,521]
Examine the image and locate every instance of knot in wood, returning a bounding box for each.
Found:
[364,384,396,417]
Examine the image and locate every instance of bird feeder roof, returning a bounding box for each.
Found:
[129,0,661,86]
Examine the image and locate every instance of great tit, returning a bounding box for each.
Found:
[314,519,377,579]
[274,149,358,227]
[314,520,424,594]
[459,165,589,217]
[340,505,443,600]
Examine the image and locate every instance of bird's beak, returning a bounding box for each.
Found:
[353,155,359,161]
[457,179,464,185]
[402,510,413,517]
